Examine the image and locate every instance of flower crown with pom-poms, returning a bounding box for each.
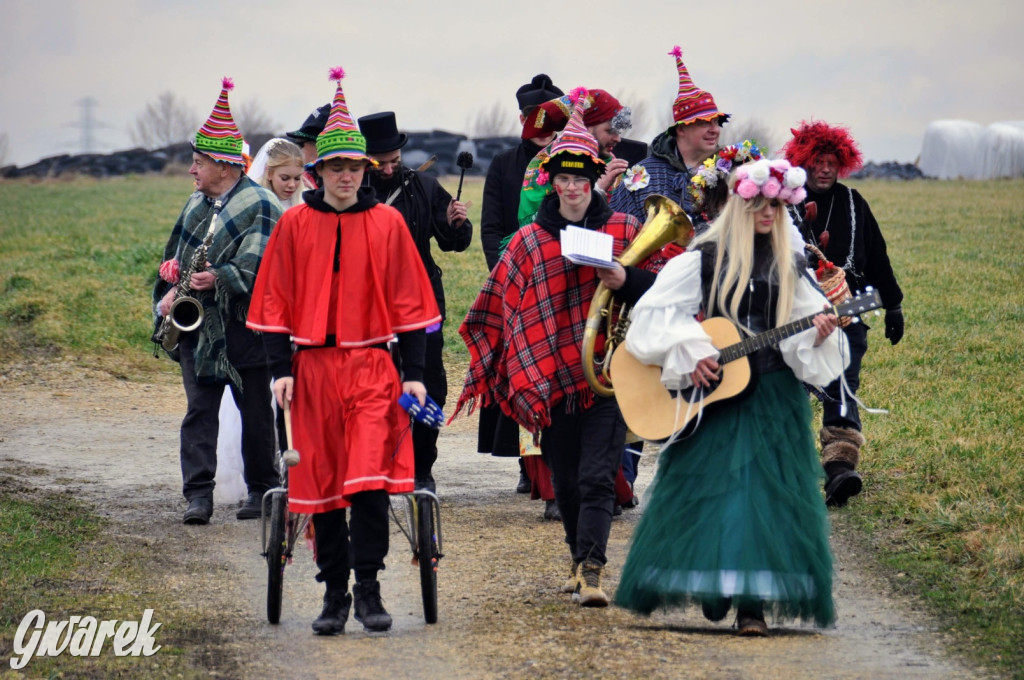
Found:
[668,46,730,128]
[194,77,246,166]
[689,139,765,210]
[313,66,376,167]
[732,159,807,205]
[782,120,863,178]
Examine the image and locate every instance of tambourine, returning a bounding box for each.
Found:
[398,393,445,429]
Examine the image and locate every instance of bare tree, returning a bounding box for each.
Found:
[129,92,199,149]
[471,99,518,137]
[234,99,279,139]
[720,118,779,156]
[0,133,9,166]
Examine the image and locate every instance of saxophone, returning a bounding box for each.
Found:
[155,200,222,354]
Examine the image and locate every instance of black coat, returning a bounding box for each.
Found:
[364,166,472,320]
[795,182,903,310]
[480,138,546,270]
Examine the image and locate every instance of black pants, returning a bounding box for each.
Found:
[821,321,869,431]
[413,330,447,479]
[477,405,520,456]
[540,397,626,567]
[178,333,277,501]
[311,490,390,587]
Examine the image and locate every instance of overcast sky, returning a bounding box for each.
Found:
[1,0,1021,167]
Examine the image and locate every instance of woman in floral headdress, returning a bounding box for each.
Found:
[614,159,849,635]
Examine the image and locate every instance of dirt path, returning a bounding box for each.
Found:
[0,363,986,679]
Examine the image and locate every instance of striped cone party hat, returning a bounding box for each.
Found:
[194,77,245,165]
[668,46,730,128]
[540,88,605,181]
[546,87,603,162]
[314,67,373,165]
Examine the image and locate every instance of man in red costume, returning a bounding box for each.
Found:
[248,67,440,636]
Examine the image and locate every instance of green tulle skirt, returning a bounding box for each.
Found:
[615,370,835,627]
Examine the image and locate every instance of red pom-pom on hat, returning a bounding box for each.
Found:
[329,66,345,82]
[669,45,682,58]
[221,77,234,91]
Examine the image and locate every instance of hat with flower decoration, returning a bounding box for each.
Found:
[667,46,730,129]
[193,77,246,165]
[689,139,765,212]
[314,67,375,166]
[539,87,606,183]
[782,120,863,178]
[732,158,807,205]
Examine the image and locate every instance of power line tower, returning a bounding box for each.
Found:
[65,97,114,154]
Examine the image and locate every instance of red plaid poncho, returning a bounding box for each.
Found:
[454,210,661,437]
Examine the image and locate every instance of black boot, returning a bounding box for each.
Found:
[824,461,862,508]
[701,596,732,622]
[183,495,213,525]
[353,580,393,632]
[516,458,530,494]
[312,588,351,636]
[236,491,264,520]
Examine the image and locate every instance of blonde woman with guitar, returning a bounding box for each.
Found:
[613,159,853,636]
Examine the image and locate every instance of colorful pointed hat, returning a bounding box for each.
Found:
[314,67,374,166]
[668,46,730,128]
[540,88,606,181]
[194,77,245,165]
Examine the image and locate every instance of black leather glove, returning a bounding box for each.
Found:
[884,307,904,345]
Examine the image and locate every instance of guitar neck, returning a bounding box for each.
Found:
[717,314,823,364]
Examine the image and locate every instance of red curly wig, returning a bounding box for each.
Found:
[782,120,864,178]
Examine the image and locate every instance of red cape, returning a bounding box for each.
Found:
[248,202,440,344]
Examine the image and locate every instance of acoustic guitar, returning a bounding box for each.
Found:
[610,289,883,442]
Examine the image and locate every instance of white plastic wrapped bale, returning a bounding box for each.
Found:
[919,120,988,179]
[982,122,1024,179]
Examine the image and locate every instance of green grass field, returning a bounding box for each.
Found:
[0,174,1022,674]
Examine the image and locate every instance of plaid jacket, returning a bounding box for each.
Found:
[455,194,661,437]
[153,175,282,385]
[609,130,700,227]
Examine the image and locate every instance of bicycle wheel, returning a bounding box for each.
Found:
[266,493,286,624]
[417,496,438,624]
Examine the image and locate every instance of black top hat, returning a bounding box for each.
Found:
[286,102,332,142]
[357,112,409,155]
[516,74,564,111]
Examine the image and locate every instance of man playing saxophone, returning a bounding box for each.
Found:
[153,78,281,525]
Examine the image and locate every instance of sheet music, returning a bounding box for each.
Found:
[560,225,616,269]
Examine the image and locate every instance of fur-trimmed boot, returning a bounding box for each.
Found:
[820,426,866,508]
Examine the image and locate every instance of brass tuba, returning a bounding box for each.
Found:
[581,194,693,397]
